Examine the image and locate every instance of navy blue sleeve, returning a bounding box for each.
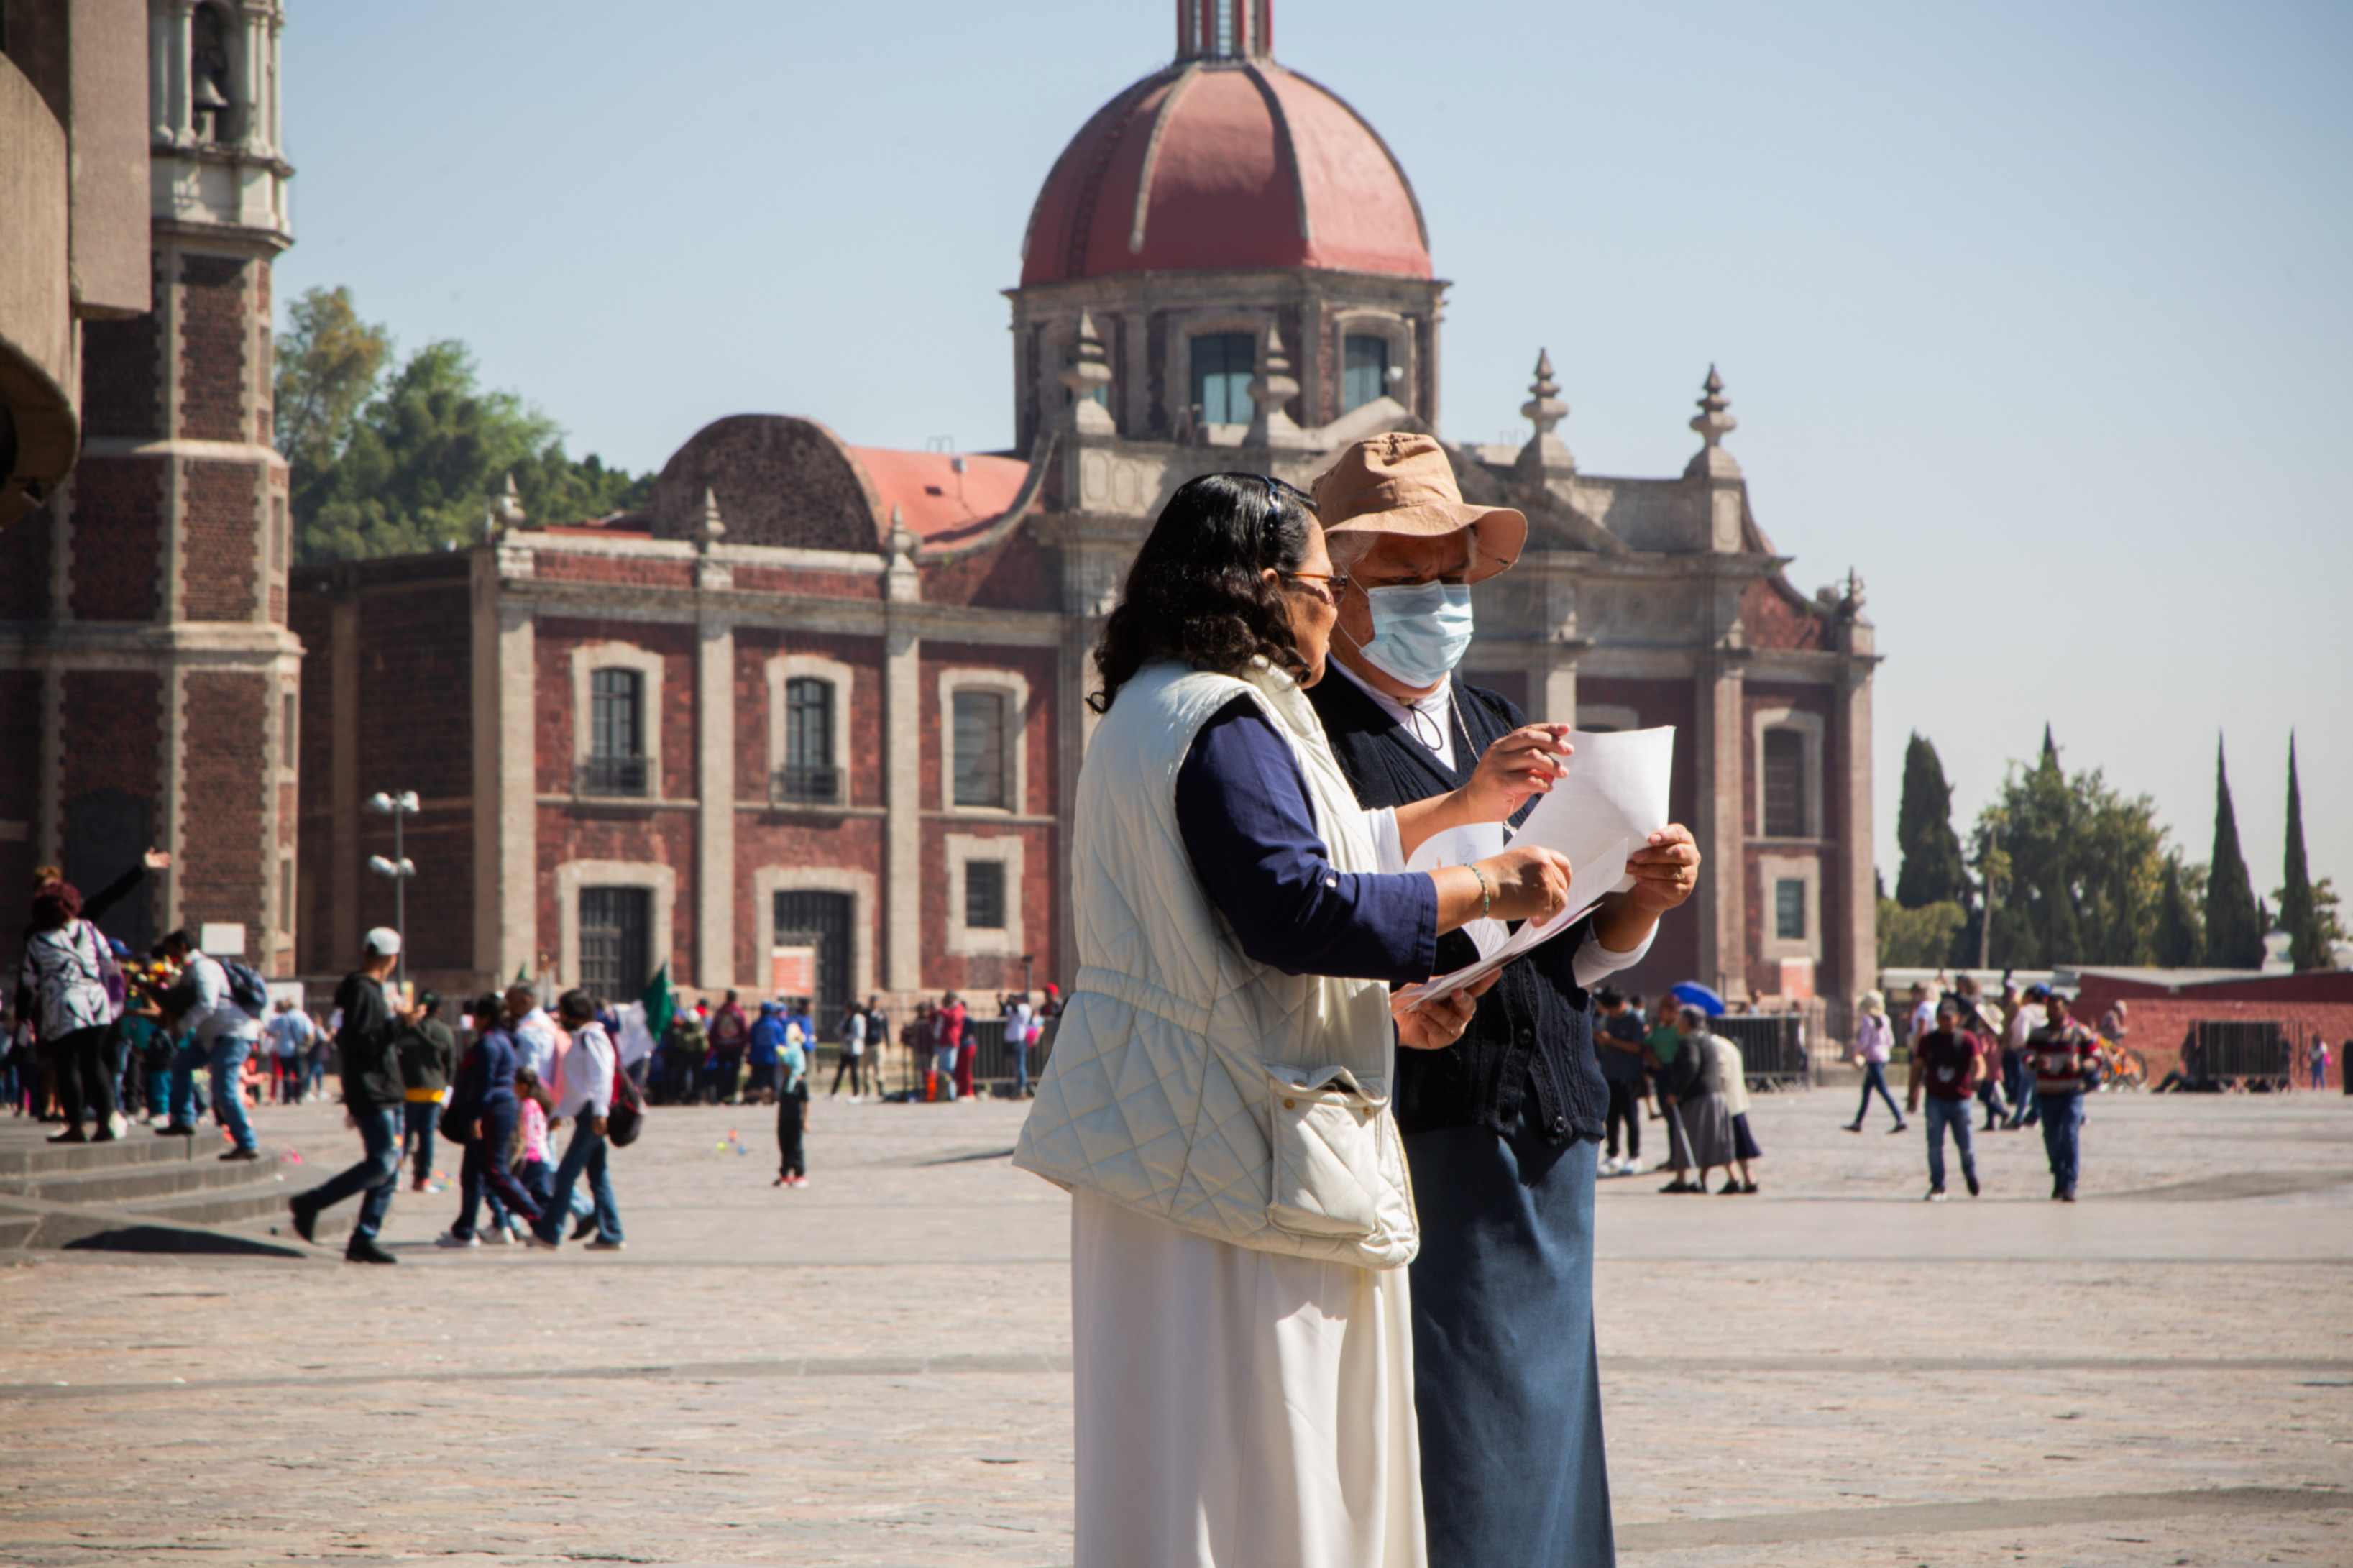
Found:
[1175,697,1439,984]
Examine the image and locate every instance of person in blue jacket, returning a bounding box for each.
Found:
[435,993,543,1247]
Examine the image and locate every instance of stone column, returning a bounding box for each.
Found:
[695,617,737,991]
[165,0,195,145]
[1693,651,1748,999]
[883,521,923,995]
[1833,621,1878,1041]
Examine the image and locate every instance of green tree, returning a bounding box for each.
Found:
[2278,734,2329,970]
[2152,855,2203,968]
[2203,738,2264,967]
[282,290,651,564]
[1971,727,2168,968]
[274,285,390,477]
[1894,732,1969,909]
[1876,897,1967,969]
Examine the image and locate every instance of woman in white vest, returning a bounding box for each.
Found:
[1014,473,1578,1567]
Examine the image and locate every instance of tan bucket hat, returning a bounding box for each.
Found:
[1311,433,1527,584]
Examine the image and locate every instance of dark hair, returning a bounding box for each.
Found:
[156,927,192,954]
[556,987,596,1023]
[469,992,505,1027]
[1089,473,1318,714]
[416,989,441,1017]
[28,882,82,931]
[1594,986,1625,1009]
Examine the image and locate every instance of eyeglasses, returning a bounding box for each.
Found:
[1280,569,1350,606]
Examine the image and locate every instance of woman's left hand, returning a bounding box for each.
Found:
[1456,725,1572,822]
[1625,825,1700,917]
[1394,971,1499,1051]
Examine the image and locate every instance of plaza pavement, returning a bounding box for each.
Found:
[0,1083,2345,1566]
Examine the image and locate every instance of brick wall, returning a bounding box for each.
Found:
[533,552,695,589]
[926,530,1055,609]
[1459,666,1528,715]
[730,564,881,600]
[59,669,162,807]
[177,252,249,443]
[67,456,166,622]
[179,671,269,937]
[0,504,55,620]
[183,459,260,620]
[536,810,697,984]
[534,619,694,799]
[353,806,477,978]
[919,819,1057,994]
[1740,579,1826,651]
[80,283,162,441]
[353,586,474,802]
[918,642,1058,818]
[1578,676,1702,991]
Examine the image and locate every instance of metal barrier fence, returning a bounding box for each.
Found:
[2190,1020,2292,1089]
[879,1017,1058,1099]
[1714,1013,1812,1091]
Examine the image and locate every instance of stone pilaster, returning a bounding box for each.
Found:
[1694,651,1748,999]
[883,516,924,993]
[695,616,736,990]
[1833,611,1878,1039]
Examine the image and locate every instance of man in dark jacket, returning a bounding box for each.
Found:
[395,992,457,1192]
[288,928,411,1263]
[1306,436,1703,1565]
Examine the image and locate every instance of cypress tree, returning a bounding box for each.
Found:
[2203,737,2265,967]
[2281,735,2328,970]
[2153,858,2201,968]
[2040,722,2060,771]
[1894,732,1968,909]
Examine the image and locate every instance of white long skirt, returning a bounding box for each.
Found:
[1070,1190,1426,1568]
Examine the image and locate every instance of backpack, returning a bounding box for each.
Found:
[606,1050,646,1147]
[221,959,270,1019]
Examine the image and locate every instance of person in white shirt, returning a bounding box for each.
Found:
[504,986,560,1083]
[265,999,315,1105]
[1005,996,1035,1098]
[829,1004,868,1101]
[527,989,622,1251]
[156,930,262,1160]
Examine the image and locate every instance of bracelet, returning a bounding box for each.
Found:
[1469,863,1493,921]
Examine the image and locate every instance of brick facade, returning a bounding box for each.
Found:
[178,671,270,937]
[176,252,249,444]
[65,455,166,622]
[181,458,262,620]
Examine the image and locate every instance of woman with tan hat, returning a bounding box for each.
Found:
[1015,471,1578,1567]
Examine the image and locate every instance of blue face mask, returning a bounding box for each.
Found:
[1351,582,1474,688]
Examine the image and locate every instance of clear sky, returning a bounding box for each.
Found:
[276,0,2352,907]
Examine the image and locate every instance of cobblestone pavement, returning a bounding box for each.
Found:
[0,1086,2346,1565]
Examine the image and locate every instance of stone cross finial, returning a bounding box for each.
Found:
[694,486,727,549]
[1516,347,1574,475]
[1683,363,1742,479]
[1245,324,1309,448]
[1061,311,1115,435]
[1839,567,1866,617]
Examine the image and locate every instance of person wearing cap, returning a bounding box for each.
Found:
[1301,434,1702,1564]
[1014,470,1584,1568]
[288,928,413,1263]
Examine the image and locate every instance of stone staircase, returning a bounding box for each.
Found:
[0,1122,306,1255]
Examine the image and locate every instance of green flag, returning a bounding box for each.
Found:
[641,961,676,1045]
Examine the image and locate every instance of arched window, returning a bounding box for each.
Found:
[1342,334,1392,412]
[780,677,839,803]
[1190,332,1256,426]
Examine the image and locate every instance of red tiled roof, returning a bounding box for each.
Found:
[844,447,1033,548]
[1021,59,1431,287]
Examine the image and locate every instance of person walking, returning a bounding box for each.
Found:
[264,999,314,1106]
[14,881,120,1143]
[773,1017,810,1188]
[709,994,747,1106]
[748,1001,786,1104]
[1717,1024,1761,1193]
[2004,984,2050,1129]
[1002,994,1032,1099]
[1650,1019,1702,1189]
[152,929,262,1160]
[945,994,975,1102]
[436,994,543,1248]
[1670,1009,1740,1195]
[1905,997,1983,1201]
[395,992,457,1192]
[1845,991,1907,1134]
[288,930,410,1262]
[1595,987,1648,1175]
[710,989,750,1094]
[830,1000,868,1100]
[2027,991,2101,1201]
[1012,469,1574,1568]
[505,985,559,1086]
[528,989,623,1251]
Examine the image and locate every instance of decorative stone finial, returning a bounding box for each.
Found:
[694,486,727,549]
[1245,324,1309,448]
[485,472,526,538]
[1838,567,1866,618]
[1684,363,1741,479]
[1061,311,1115,435]
[1516,347,1574,475]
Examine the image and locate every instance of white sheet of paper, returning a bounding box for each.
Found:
[1398,726,1675,1011]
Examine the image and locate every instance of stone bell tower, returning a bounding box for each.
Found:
[0,1,298,968]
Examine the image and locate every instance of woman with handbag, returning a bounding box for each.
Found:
[14,881,121,1143]
[1013,474,1574,1568]
[435,994,543,1248]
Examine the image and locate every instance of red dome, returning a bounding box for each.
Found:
[1020,59,1432,287]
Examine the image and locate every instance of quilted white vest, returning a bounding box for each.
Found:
[1012,658,1418,1269]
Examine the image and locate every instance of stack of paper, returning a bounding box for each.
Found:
[1400,726,1674,1009]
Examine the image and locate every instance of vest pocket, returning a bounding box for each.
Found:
[1265,1064,1388,1239]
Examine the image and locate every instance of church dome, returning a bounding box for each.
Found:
[1019,55,1432,288]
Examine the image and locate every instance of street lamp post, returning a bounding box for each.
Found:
[365,789,421,986]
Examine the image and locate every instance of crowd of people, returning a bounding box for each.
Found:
[1593,989,1762,1194]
